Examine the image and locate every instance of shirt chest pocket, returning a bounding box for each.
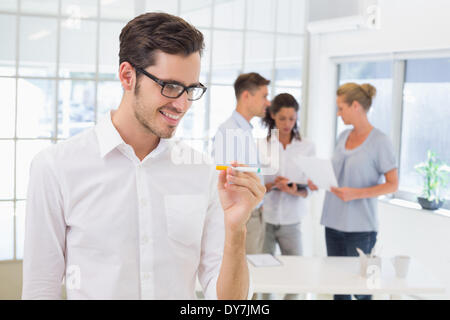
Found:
[164,195,207,247]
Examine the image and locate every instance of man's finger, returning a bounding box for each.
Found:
[227,175,261,198]
[225,185,258,205]
[227,174,263,199]
[230,168,261,185]
[218,169,227,189]
[226,183,258,202]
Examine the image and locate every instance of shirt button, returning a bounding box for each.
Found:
[140,198,148,207]
[142,272,150,281]
[141,236,149,245]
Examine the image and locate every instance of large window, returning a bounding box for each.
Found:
[335,56,450,209]
[203,0,307,141]
[337,61,393,137]
[399,58,450,202]
[0,0,307,261]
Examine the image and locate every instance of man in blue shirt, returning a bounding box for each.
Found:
[213,73,271,254]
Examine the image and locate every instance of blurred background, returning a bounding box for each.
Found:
[0,0,449,299]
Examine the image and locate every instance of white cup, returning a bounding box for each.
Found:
[391,255,411,278]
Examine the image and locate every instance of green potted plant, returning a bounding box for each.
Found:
[414,150,450,210]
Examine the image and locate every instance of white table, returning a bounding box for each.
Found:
[247,256,446,299]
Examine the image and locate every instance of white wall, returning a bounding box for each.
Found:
[309,0,361,21]
[306,0,450,299]
[378,201,450,299]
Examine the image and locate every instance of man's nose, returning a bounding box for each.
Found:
[172,92,191,112]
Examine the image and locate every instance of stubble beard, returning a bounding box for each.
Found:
[133,96,177,139]
[258,106,267,118]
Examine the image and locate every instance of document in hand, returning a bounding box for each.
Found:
[247,254,282,267]
[297,156,338,191]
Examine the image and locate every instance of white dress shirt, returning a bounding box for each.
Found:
[259,137,316,225]
[22,112,230,300]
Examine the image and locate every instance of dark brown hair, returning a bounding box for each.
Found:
[233,72,270,100]
[262,93,301,142]
[119,12,204,71]
[337,82,377,111]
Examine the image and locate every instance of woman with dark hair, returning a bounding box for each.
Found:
[259,93,315,299]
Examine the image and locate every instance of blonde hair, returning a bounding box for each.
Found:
[337,82,377,111]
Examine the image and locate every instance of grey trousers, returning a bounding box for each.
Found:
[263,222,303,256]
[262,222,303,300]
[245,207,265,254]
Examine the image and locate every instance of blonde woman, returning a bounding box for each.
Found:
[308,83,399,300]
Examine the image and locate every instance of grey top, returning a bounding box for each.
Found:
[320,128,397,232]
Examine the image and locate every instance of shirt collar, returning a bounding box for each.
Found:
[95,111,170,159]
[272,136,302,150]
[232,110,253,131]
[96,111,125,158]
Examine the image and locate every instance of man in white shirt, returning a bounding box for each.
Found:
[22,12,265,300]
[212,73,271,254]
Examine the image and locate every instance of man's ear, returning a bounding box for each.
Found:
[118,62,135,92]
[237,90,248,105]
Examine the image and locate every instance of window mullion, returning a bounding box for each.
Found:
[300,0,310,137]
[270,0,278,98]
[94,0,101,124]
[12,0,21,261]
[54,0,62,142]
[391,59,405,199]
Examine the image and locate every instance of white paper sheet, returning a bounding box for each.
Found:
[247,254,282,267]
[297,156,338,191]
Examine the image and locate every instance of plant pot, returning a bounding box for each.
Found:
[417,197,444,210]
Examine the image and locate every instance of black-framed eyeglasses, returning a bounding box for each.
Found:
[134,66,207,101]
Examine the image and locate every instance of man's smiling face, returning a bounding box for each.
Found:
[133,50,201,138]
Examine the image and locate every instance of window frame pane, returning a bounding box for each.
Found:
[399,58,450,209]
[333,56,450,211]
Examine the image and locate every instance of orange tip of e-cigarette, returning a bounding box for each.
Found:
[215,165,229,171]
